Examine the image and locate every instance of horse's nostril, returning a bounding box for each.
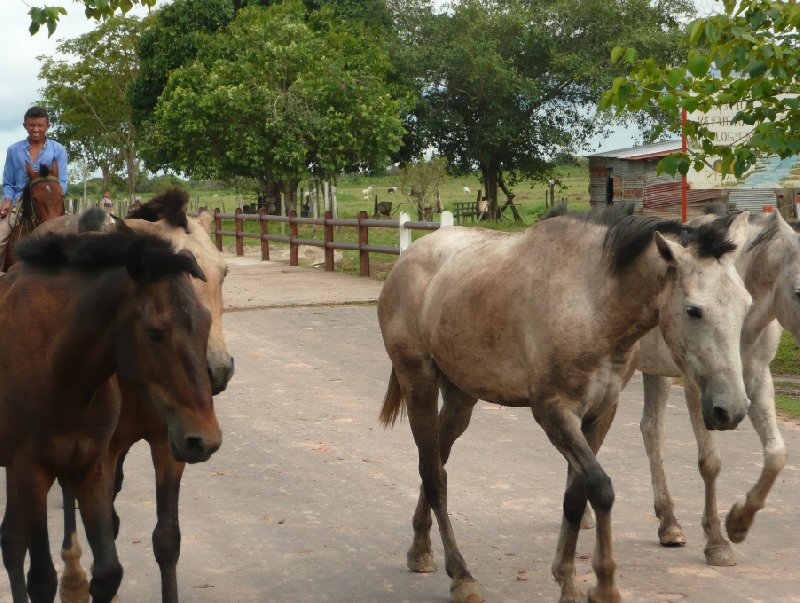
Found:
[712,406,730,427]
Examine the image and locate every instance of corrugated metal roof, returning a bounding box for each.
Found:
[589,139,682,160]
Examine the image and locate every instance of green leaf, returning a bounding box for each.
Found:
[667,68,684,88]
[625,47,637,63]
[610,46,624,63]
[687,53,710,78]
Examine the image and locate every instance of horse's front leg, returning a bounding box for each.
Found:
[683,381,734,566]
[541,402,619,603]
[58,476,90,603]
[11,461,58,603]
[640,373,686,546]
[1,468,29,603]
[73,456,123,603]
[726,367,786,544]
[150,438,187,603]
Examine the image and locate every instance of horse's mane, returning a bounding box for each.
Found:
[603,214,738,273]
[15,230,206,283]
[543,201,636,227]
[126,187,190,232]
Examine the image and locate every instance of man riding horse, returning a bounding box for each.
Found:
[1,105,68,269]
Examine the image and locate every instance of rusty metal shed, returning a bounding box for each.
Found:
[588,140,798,220]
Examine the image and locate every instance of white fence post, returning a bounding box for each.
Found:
[440,210,454,227]
[399,211,411,253]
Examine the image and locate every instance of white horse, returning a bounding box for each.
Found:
[378,211,752,603]
[634,208,800,566]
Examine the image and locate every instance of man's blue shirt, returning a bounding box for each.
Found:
[3,138,68,204]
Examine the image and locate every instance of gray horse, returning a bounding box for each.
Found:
[635,208,800,566]
[378,211,752,603]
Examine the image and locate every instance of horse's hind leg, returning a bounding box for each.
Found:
[1,469,29,603]
[683,381,734,566]
[396,363,481,603]
[58,477,90,603]
[640,373,686,546]
[725,366,786,544]
[407,377,477,575]
[150,438,187,603]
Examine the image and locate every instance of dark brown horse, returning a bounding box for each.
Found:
[0,231,222,603]
[4,161,65,271]
[34,190,233,602]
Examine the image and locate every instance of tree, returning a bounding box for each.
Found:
[140,1,407,203]
[400,156,448,220]
[28,0,156,36]
[392,0,693,215]
[39,17,144,197]
[600,0,800,178]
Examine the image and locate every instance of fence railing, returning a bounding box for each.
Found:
[198,208,454,277]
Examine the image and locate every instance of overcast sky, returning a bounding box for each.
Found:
[3,0,718,166]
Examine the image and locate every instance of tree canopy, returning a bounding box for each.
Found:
[140,1,407,189]
[28,0,156,36]
[38,16,144,196]
[393,0,693,209]
[600,0,800,178]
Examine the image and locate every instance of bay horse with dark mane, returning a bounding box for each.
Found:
[0,230,222,603]
[378,211,753,602]
[4,161,65,271]
[32,189,233,602]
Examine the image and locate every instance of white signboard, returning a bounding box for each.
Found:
[687,101,800,189]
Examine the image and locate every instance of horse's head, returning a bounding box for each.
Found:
[654,211,752,431]
[746,210,800,341]
[125,189,234,394]
[24,162,65,225]
[115,236,223,463]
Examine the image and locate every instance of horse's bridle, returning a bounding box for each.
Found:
[10,176,64,244]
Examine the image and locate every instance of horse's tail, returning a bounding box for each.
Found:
[379,368,406,428]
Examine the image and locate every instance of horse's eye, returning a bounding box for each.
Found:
[686,305,703,319]
[146,329,165,342]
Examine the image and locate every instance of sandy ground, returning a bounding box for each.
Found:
[1,255,799,603]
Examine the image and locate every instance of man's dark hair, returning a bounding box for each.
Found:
[24,106,49,122]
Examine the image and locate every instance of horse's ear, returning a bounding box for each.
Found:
[110,214,135,233]
[773,207,796,237]
[176,249,207,282]
[654,232,690,266]
[196,210,213,234]
[25,163,36,180]
[721,210,750,264]
[49,161,58,178]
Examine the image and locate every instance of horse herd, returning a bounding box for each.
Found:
[0,164,797,603]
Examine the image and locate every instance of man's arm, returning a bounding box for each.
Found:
[55,143,68,195]
[2,148,14,205]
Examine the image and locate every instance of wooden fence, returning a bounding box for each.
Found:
[200,208,454,277]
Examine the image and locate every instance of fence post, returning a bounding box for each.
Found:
[440,210,454,227]
[358,210,369,277]
[324,210,334,272]
[289,209,299,267]
[399,211,411,253]
[213,208,223,251]
[259,207,269,261]
[235,207,244,256]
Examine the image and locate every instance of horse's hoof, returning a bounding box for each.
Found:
[557,586,585,603]
[588,585,621,603]
[59,537,90,603]
[704,543,736,566]
[407,551,437,573]
[725,502,752,544]
[658,524,686,547]
[450,578,482,603]
[580,508,595,530]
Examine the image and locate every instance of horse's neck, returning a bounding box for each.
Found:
[594,247,664,351]
[49,272,131,394]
